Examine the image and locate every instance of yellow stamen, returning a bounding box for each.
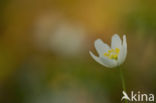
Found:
[104,53,110,57]
[113,54,118,60]
[108,49,113,53]
[104,48,120,60]
[115,48,120,54]
[109,55,114,59]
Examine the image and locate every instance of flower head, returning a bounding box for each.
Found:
[89,34,127,68]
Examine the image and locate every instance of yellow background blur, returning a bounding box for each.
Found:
[0,0,156,103]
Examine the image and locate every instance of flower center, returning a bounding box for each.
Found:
[104,48,120,60]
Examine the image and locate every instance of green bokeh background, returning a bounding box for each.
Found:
[0,0,156,103]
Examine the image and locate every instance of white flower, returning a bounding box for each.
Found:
[89,34,127,68]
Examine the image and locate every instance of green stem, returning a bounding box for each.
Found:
[119,67,127,103]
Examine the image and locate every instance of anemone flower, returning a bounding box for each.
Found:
[89,34,128,103]
[89,34,127,68]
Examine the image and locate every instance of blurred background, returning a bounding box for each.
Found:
[0,0,156,103]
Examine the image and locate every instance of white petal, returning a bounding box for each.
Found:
[118,46,124,65]
[111,34,122,49]
[89,51,117,68]
[118,35,127,65]
[94,39,110,57]
[121,35,127,63]
[100,57,118,68]
[89,51,111,68]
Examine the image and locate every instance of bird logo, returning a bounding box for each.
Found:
[121,91,131,101]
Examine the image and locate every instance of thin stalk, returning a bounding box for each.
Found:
[119,67,127,103]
